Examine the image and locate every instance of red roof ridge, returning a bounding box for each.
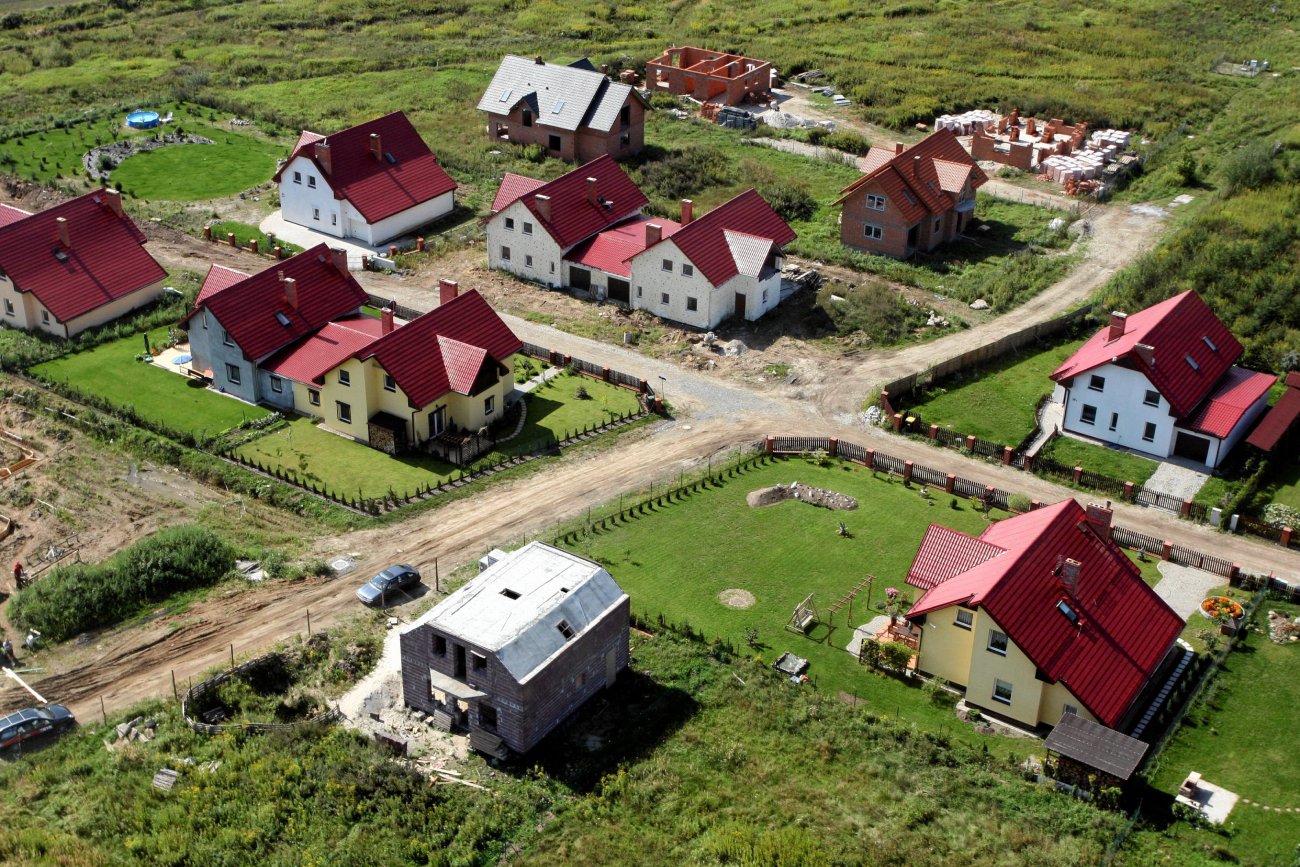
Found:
[641,188,795,286]
[513,155,648,250]
[834,129,987,210]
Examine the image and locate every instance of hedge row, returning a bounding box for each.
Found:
[9,525,236,641]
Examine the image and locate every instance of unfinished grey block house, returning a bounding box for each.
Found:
[399,542,630,759]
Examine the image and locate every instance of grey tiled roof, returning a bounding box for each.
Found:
[478,55,638,133]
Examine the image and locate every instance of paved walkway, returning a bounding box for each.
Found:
[1025,399,1064,457]
[259,211,406,269]
[1153,562,1225,619]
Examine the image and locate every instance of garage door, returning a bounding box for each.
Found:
[1173,431,1211,464]
[607,278,630,304]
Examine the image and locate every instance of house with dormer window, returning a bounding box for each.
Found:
[834,128,986,259]
[398,541,629,759]
[1050,290,1274,468]
[273,112,457,246]
[904,500,1184,730]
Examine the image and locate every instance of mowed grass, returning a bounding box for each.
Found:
[31,327,270,436]
[1249,456,1300,514]
[563,454,1033,751]
[1040,436,1159,486]
[1124,600,1300,866]
[111,126,283,200]
[903,337,1084,444]
[234,376,641,500]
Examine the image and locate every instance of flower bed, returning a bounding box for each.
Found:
[1200,595,1244,620]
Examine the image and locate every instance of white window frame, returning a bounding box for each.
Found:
[522,221,533,236]
[864,223,883,241]
[1143,390,1160,407]
[1080,404,1097,426]
[3,299,13,316]
[501,246,511,262]
[41,310,50,325]
[866,193,886,211]
[338,369,350,387]
[312,208,320,222]
[269,375,283,394]
[293,171,301,185]
[384,374,396,393]
[308,388,320,406]
[1089,374,1105,392]
[954,609,973,630]
[661,258,673,272]
[525,254,533,268]
[222,328,233,347]
[686,296,698,312]
[1143,422,1157,442]
[504,217,514,231]
[1109,412,1119,431]
[987,629,1008,656]
[484,395,495,416]
[681,263,693,277]
[225,363,241,385]
[660,292,670,306]
[336,400,351,424]
[307,176,316,189]
[993,678,1013,705]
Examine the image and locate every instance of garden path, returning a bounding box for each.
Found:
[1153,563,1226,619]
[1145,462,1210,501]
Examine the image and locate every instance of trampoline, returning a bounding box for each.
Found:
[126,110,161,130]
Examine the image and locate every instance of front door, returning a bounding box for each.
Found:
[734,292,746,320]
[605,648,618,687]
[607,277,630,304]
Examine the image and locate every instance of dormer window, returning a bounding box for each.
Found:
[1203,336,1218,352]
[1185,355,1199,371]
[556,620,575,640]
[1056,600,1079,624]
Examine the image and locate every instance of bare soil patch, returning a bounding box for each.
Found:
[747,482,858,510]
[718,589,756,609]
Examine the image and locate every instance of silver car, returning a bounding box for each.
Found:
[355,564,420,606]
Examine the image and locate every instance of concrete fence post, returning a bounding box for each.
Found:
[1228,563,1241,583]
[1023,454,1034,472]
[1123,481,1134,501]
[226,232,237,247]
[389,245,398,258]
[944,473,955,494]
[892,413,903,432]
[249,238,258,254]
[602,367,610,382]
[1181,499,1193,518]
[764,436,774,455]
[864,449,875,469]
[828,437,839,458]
[1161,540,1173,561]
[879,389,891,411]
[273,245,283,259]
[1002,446,1013,465]
[1283,527,1294,548]
[965,435,976,452]
[903,461,913,483]
[985,485,996,503]
[928,424,938,441]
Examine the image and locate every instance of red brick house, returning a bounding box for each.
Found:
[835,129,987,259]
[645,46,773,106]
[478,56,647,163]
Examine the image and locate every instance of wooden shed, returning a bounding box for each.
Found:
[1043,711,1149,791]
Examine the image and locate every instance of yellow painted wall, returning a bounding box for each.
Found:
[317,357,379,442]
[1037,679,1097,727]
[292,381,323,420]
[0,276,163,337]
[963,612,1044,726]
[915,605,977,687]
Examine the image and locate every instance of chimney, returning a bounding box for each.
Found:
[680,199,694,225]
[381,307,394,335]
[534,55,544,65]
[645,223,662,246]
[1107,311,1127,341]
[314,140,332,175]
[1085,502,1114,541]
[534,194,551,221]
[601,63,610,76]
[1061,558,1082,591]
[439,279,459,306]
[895,142,906,155]
[103,188,124,218]
[370,132,382,160]
[586,177,598,206]
[1133,342,1155,367]
[56,217,69,248]
[1009,124,1020,142]
[283,277,298,310]
[912,155,921,177]
[329,247,348,275]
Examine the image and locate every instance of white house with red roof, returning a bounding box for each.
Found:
[488,158,795,328]
[182,244,368,407]
[273,112,457,247]
[0,190,166,338]
[834,130,987,259]
[903,500,1184,730]
[1050,290,1274,468]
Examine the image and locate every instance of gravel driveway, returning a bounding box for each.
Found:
[1153,562,1225,619]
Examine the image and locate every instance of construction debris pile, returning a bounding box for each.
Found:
[933,109,1000,135]
[106,715,157,750]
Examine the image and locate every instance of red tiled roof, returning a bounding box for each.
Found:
[835,129,987,217]
[492,172,547,214]
[356,289,522,409]
[273,112,457,224]
[907,525,1005,591]
[1179,367,1275,439]
[564,214,681,278]
[185,243,368,362]
[195,264,249,308]
[263,316,386,385]
[0,190,166,324]
[906,500,1183,727]
[1052,290,1243,417]
[0,203,31,227]
[642,188,795,286]
[512,155,648,250]
[1247,372,1300,452]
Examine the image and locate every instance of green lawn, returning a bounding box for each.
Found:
[903,337,1084,445]
[1123,600,1300,866]
[234,376,642,501]
[111,125,284,201]
[208,220,304,256]
[1040,436,1159,486]
[30,327,269,437]
[561,453,1034,751]
[1249,456,1300,514]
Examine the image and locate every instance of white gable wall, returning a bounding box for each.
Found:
[279,155,343,239]
[627,241,786,330]
[1060,362,1175,459]
[343,191,455,247]
[486,201,564,288]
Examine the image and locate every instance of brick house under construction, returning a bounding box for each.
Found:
[835,129,987,259]
[645,46,773,105]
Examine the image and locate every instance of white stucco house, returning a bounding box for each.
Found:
[1050,290,1274,468]
[486,158,795,329]
[273,111,457,247]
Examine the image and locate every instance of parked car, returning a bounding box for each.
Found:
[356,564,420,606]
[0,704,77,758]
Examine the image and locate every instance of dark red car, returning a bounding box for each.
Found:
[0,704,76,758]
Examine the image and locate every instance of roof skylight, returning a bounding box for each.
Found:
[1057,599,1079,624]
[1203,336,1218,352]
[1185,355,1200,371]
[275,312,290,326]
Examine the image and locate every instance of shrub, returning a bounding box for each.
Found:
[1220,139,1276,195]
[924,675,957,708]
[1007,494,1033,513]
[636,146,733,201]
[9,525,236,641]
[756,179,816,222]
[1262,503,1300,530]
